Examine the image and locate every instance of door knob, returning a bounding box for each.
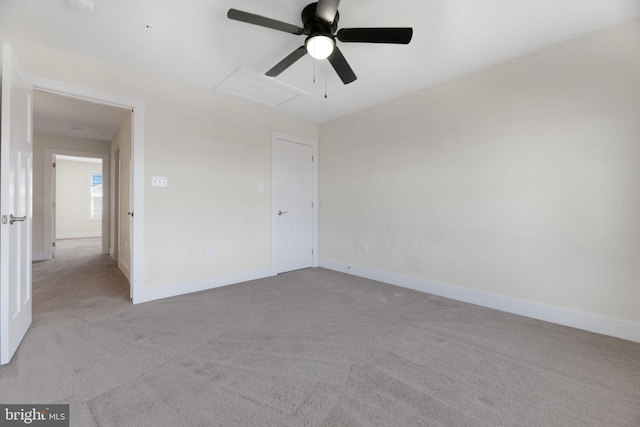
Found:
[9,214,27,225]
[278,210,288,216]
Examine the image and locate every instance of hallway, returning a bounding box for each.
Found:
[32,238,130,324]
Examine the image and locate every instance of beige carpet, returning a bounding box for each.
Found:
[1,238,639,426]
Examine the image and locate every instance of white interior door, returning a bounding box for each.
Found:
[273,138,314,274]
[1,43,33,365]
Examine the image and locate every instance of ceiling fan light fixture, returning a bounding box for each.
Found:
[68,0,95,15]
[306,35,334,60]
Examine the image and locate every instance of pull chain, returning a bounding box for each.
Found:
[313,61,328,99]
[324,67,328,99]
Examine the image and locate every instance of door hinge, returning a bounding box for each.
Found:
[53,162,56,168]
[312,155,314,162]
[52,241,56,247]
[312,249,314,255]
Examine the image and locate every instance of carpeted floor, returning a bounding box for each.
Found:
[1,238,639,426]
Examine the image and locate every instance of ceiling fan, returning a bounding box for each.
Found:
[227,0,413,84]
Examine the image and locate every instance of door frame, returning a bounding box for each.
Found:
[271,132,319,274]
[112,147,120,261]
[31,75,145,303]
[43,150,110,257]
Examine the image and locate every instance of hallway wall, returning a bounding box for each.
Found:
[55,158,103,239]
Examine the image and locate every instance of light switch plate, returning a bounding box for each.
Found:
[152,176,168,187]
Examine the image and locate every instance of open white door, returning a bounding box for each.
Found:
[1,43,33,365]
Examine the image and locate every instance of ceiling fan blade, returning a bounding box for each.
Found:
[337,28,413,44]
[315,0,340,24]
[327,47,356,84]
[227,9,305,35]
[266,46,308,77]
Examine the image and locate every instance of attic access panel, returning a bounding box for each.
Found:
[215,67,309,109]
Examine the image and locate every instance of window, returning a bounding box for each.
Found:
[90,172,103,220]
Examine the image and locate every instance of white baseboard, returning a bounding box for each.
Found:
[57,233,101,239]
[319,259,640,343]
[118,261,131,284]
[32,252,48,261]
[134,267,275,305]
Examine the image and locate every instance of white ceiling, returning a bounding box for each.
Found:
[33,91,128,142]
[2,0,639,126]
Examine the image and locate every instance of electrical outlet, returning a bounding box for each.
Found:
[207,250,214,261]
[363,244,369,254]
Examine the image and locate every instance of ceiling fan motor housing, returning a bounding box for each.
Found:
[303,3,339,38]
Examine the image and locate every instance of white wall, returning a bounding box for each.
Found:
[319,20,640,336]
[1,34,319,295]
[55,158,102,239]
[32,132,110,259]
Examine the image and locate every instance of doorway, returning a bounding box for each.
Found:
[48,153,109,258]
[35,92,127,306]
[36,88,123,261]
[30,78,145,302]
